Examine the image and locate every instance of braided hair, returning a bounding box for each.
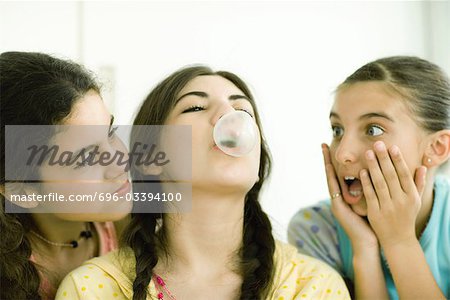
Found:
[123,66,275,299]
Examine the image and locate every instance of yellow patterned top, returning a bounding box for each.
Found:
[56,241,350,300]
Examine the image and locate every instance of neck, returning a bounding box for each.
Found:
[158,190,245,278]
[29,214,89,252]
[415,174,436,238]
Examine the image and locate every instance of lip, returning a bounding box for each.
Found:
[212,143,223,152]
[339,173,363,205]
[114,180,131,196]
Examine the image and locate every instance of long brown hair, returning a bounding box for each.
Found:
[0,51,100,299]
[123,65,275,300]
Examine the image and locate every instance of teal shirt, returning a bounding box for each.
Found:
[288,176,450,299]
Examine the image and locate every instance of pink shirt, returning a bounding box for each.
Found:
[30,222,118,300]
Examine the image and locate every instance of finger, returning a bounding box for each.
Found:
[321,144,341,196]
[321,143,333,166]
[325,161,359,225]
[321,144,356,222]
[360,168,380,212]
[389,145,417,195]
[365,149,392,209]
[414,166,427,197]
[373,141,403,199]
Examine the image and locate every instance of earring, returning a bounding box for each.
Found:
[427,158,432,164]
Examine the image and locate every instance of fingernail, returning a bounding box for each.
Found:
[366,150,375,160]
[390,145,399,156]
[374,141,385,151]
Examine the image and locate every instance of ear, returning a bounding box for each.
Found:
[2,182,40,209]
[423,129,450,168]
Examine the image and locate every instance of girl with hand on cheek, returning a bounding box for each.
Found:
[288,56,450,299]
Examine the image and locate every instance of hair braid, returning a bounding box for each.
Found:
[123,213,160,300]
[240,198,275,299]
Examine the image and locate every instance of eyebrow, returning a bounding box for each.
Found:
[176,91,251,104]
[71,115,115,161]
[329,111,394,122]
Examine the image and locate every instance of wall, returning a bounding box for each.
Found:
[1,1,449,241]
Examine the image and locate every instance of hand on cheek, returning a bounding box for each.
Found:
[360,141,427,247]
[322,143,379,252]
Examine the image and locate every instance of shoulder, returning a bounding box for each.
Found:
[435,175,450,201]
[288,200,334,235]
[55,248,135,300]
[427,176,450,231]
[274,241,340,276]
[271,241,350,299]
[287,201,344,272]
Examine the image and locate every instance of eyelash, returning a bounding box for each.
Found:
[182,105,205,113]
[238,108,254,118]
[182,105,254,117]
[109,126,118,138]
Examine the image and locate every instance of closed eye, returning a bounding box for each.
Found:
[108,126,118,138]
[182,105,205,113]
[74,151,95,170]
[236,108,254,118]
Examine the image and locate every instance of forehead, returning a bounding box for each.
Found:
[332,81,411,120]
[179,75,244,96]
[64,90,110,126]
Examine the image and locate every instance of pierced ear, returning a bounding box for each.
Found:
[423,129,450,167]
[2,182,40,209]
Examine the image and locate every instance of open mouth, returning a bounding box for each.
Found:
[342,175,363,204]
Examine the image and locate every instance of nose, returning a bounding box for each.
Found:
[334,134,361,165]
[210,101,236,126]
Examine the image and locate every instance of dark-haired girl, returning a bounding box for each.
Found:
[0,52,131,300]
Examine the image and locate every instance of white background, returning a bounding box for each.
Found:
[1,0,449,241]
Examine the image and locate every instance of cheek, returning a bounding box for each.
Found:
[401,149,423,175]
[112,135,128,154]
[386,141,423,174]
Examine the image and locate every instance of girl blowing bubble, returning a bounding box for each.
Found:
[288,56,450,299]
[56,65,350,300]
